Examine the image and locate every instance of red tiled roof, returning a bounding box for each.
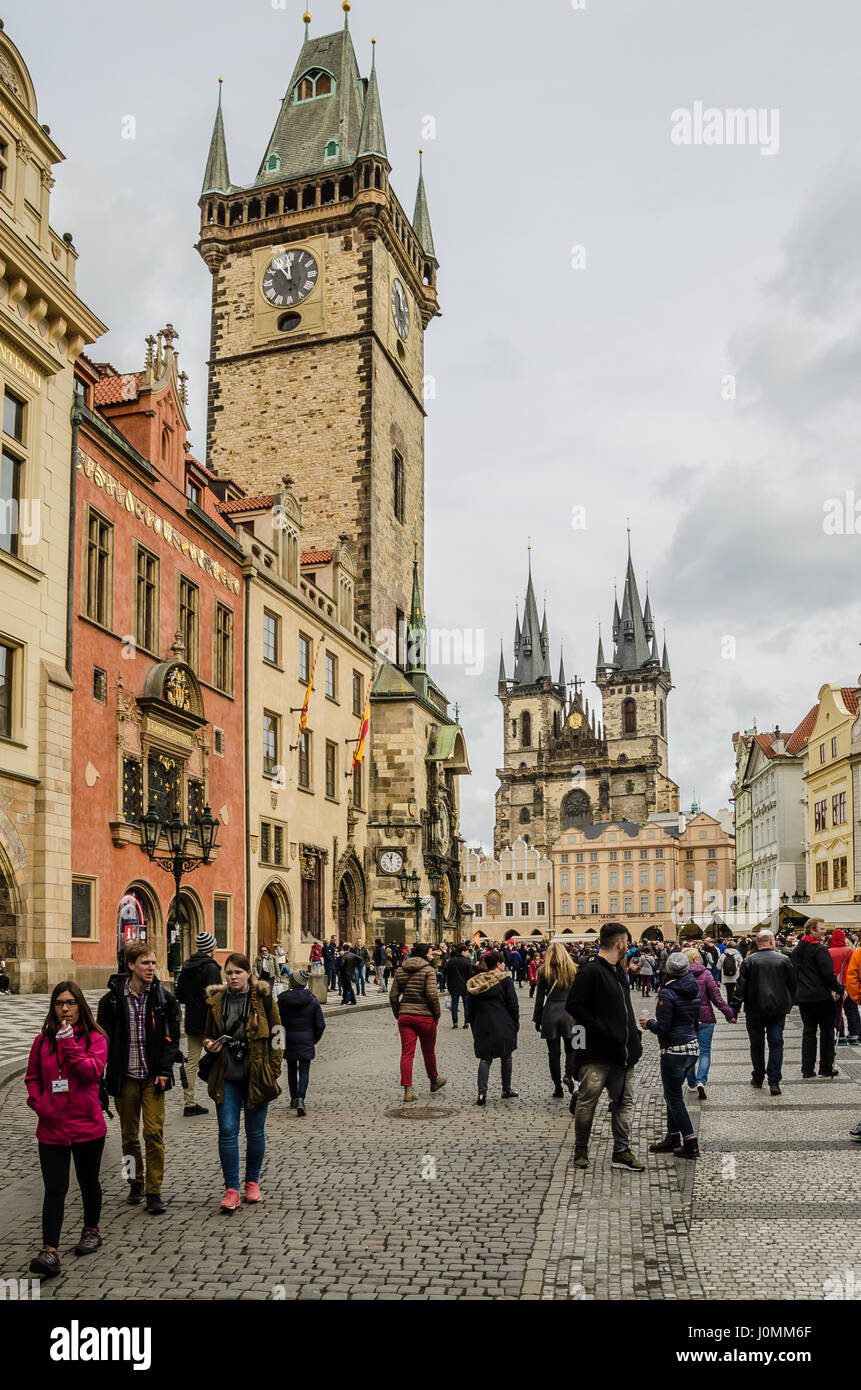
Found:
[301,550,333,565]
[93,372,142,406]
[841,688,860,714]
[786,705,818,756]
[217,495,276,516]
[752,733,776,758]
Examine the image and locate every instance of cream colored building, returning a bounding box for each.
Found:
[227,480,374,965]
[550,820,680,943]
[462,838,553,940]
[675,812,736,921]
[0,26,105,990]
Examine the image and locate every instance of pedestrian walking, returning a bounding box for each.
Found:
[201,953,282,1212]
[718,939,743,1007]
[322,937,338,992]
[792,919,842,1078]
[532,941,578,1098]
[337,944,361,1005]
[25,982,109,1278]
[644,952,702,1159]
[389,942,447,1103]
[565,922,645,1171]
[96,940,180,1215]
[252,943,276,988]
[274,941,289,980]
[640,952,655,997]
[828,929,860,1046]
[465,951,519,1104]
[683,945,736,1100]
[276,969,325,1116]
[446,943,474,1028]
[372,938,388,991]
[175,930,222,1117]
[355,940,370,996]
[732,928,796,1095]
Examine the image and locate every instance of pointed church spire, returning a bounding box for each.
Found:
[643,587,654,638]
[413,149,437,259]
[649,632,660,665]
[513,546,544,686]
[613,533,652,671]
[612,585,621,643]
[596,626,607,672]
[405,541,426,674]
[661,632,671,679]
[498,641,507,687]
[342,0,351,28]
[558,647,566,689]
[201,79,231,195]
[358,39,388,158]
[303,10,311,40]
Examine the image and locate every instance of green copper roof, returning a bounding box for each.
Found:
[357,44,387,158]
[255,28,368,184]
[413,150,436,258]
[202,82,231,195]
[426,724,471,773]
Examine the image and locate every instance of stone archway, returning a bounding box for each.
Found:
[118,882,163,973]
[641,925,664,942]
[256,880,291,959]
[0,840,22,973]
[333,850,366,946]
[167,889,203,973]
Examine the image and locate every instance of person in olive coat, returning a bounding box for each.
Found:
[464,951,519,1104]
[276,970,325,1117]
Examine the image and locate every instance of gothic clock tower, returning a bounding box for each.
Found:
[196,5,439,638]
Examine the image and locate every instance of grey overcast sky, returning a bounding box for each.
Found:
[15,0,861,843]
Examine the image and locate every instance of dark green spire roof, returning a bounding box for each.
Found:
[513,552,544,686]
[357,41,387,158]
[612,535,653,672]
[256,24,366,184]
[413,149,436,258]
[405,543,426,675]
[202,79,231,195]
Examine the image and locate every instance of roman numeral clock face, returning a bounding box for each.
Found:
[262,249,319,307]
[391,278,410,339]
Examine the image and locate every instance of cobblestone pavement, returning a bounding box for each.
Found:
[3,986,861,1300]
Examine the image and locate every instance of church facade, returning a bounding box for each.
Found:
[494,541,679,857]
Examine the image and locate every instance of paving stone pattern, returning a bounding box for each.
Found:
[2,989,861,1299]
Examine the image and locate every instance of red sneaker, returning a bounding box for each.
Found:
[220,1188,241,1213]
[244,1181,262,1204]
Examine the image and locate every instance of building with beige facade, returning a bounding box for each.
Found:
[0,25,105,990]
[224,479,375,964]
[549,811,736,943]
[462,838,553,940]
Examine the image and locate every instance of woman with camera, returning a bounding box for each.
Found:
[201,953,283,1212]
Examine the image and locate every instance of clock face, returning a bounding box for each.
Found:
[262,249,319,308]
[391,278,410,340]
[568,712,583,730]
[380,850,404,875]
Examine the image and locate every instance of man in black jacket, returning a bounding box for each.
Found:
[792,918,841,1078]
[97,939,180,1213]
[446,944,475,1029]
[565,921,645,1173]
[337,945,361,1005]
[732,929,796,1094]
[175,930,222,1116]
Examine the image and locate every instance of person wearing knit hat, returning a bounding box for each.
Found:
[176,930,222,1116]
[829,929,860,1047]
[642,947,702,1159]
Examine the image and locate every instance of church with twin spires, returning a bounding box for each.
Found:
[493,539,680,856]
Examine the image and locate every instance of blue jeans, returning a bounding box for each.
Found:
[216,1081,268,1190]
[694,1023,714,1086]
[660,1053,696,1139]
[357,965,366,996]
[287,1059,311,1102]
[450,993,463,1025]
[746,1013,785,1085]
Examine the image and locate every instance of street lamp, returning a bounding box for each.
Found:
[792,890,804,905]
[139,802,220,985]
[398,865,442,945]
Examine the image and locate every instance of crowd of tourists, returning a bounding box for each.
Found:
[21,915,860,1279]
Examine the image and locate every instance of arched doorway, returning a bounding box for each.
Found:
[641,925,664,942]
[338,878,350,942]
[334,852,366,945]
[167,890,203,974]
[0,845,21,975]
[257,881,290,958]
[117,884,161,973]
[504,929,519,942]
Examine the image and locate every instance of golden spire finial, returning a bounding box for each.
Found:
[303,11,312,40]
[342,0,350,26]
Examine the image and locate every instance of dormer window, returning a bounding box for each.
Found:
[294,69,335,103]
[265,153,281,173]
[324,139,340,159]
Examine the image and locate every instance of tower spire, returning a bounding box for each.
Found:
[413,148,437,259]
[405,540,426,675]
[358,39,388,158]
[303,10,311,40]
[201,78,231,196]
[342,0,350,28]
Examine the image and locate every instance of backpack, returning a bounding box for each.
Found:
[722,951,738,980]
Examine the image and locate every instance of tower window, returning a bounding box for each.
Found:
[626,779,634,793]
[265,153,281,173]
[521,712,532,747]
[623,698,637,734]
[393,450,405,523]
[324,140,340,159]
[519,808,530,824]
[660,702,665,736]
[293,69,335,103]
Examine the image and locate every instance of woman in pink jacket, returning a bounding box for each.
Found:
[24,981,109,1278]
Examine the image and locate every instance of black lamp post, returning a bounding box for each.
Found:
[398,864,442,944]
[139,802,220,986]
[792,889,804,905]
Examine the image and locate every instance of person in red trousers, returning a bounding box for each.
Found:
[389,943,446,1103]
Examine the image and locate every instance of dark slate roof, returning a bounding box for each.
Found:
[512,557,545,686]
[357,49,387,158]
[255,28,367,184]
[413,154,436,258]
[609,540,661,673]
[579,819,681,841]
